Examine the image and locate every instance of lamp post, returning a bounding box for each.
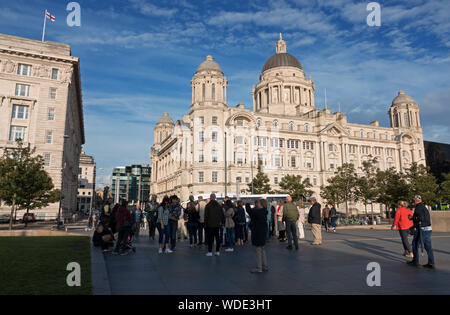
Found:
[57,135,69,229]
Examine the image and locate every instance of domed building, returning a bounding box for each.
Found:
[150,35,425,215]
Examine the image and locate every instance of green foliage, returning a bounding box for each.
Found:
[404,163,439,206]
[247,162,272,194]
[277,174,313,202]
[355,156,379,215]
[375,168,410,209]
[0,140,60,228]
[440,172,450,203]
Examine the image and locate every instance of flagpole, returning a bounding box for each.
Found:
[42,9,47,42]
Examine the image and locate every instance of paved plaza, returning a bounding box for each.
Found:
[96,227,450,295]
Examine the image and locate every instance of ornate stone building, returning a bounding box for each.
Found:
[150,35,425,212]
[77,151,96,214]
[0,33,84,220]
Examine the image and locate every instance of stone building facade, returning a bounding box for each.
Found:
[150,35,425,213]
[0,33,84,220]
[77,152,96,214]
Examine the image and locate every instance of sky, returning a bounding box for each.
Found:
[1,0,449,187]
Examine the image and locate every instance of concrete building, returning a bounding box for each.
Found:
[0,33,84,220]
[150,35,426,214]
[77,151,96,214]
[111,164,151,206]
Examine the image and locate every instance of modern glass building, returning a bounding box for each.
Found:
[111,164,151,205]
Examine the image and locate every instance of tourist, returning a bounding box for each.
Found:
[109,203,119,235]
[134,204,142,237]
[219,196,229,245]
[392,201,414,258]
[235,200,246,246]
[330,204,338,232]
[282,196,299,250]
[270,202,276,237]
[297,202,305,239]
[168,195,182,251]
[145,195,159,240]
[204,193,224,256]
[92,223,114,252]
[408,195,435,268]
[186,199,200,248]
[322,204,330,232]
[244,204,251,243]
[156,196,171,254]
[224,199,235,252]
[308,197,322,245]
[277,202,286,242]
[177,200,188,242]
[197,196,207,246]
[113,200,132,255]
[246,199,269,273]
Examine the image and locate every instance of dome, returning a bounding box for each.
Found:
[196,55,223,74]
[392,90,415,105]
[262,52,303,73]
[157,112,174,125]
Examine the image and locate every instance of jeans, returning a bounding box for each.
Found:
[285,221,298,248]
[198,223,205,244]
[187,222,199,245]
[255,246,268,271]
[330,217,337,228]
[225,227,235,247]
[114,226,131,252]
[412,229,435,265]
[206,227,220,253]
[244,222,249,242]
[168,220,178,250]
[148,218,157,239]
[156,222,169,246]
[219,226,225,245]
[399,229,412,252]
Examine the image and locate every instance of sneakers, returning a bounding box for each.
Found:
[206,252,213,257]
[250,268,263,273]
[165,249,173,254]
[225,248,234,252]
[158,248,163,254]
[407,260,419,266]
[215,252,220,256]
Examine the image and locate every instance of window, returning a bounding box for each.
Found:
[212,172,218,183]
[304,124,310,132]
[15,84,30,97]
[199,131,204,143]
[44,154,51,167]
[305,157,313,169]
[329,157,336,169]
[212,83,215,101]
[291,156,296,168]
[313,177,317,186]
[212,150,218,163]
[212,116,218,125]
[51,68,59,80]
[289,121,294,131]
[274,155,281,167]
[17,63,32,76]
[373,131,376,139]
[329,144,334,152]
[236,119,243,127]
[50,88,57,99]
[11,105,29,119]
[202,84,205,101]
[199,116,204,125]
[256,118,262,128]
[198,172,204,183]
[46,130,53,144]
[419,150,422,158]
[236,152,244,164]
[273,120,279,129]
[303,141,314,150]
[199,150,204,162]
[48,108,55,120]
[212,131,217,142]
[274,177,278,185]
[236,136,243,145]
[360,130,364,138]
[9,126,27,141]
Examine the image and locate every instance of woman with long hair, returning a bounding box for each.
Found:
[246,199,269,273]
[156,196,171,254]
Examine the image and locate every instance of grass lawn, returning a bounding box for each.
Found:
[0,236,92,295]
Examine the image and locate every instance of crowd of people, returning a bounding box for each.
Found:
[92,193,435,270]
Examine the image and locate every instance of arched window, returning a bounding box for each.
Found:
[289,121,294,131]
[256,118,262,128]
[273,120,279,129]
[212,83,215,101]
[304,123,310,132]
[360,129,364,138]
[202,83,205,101]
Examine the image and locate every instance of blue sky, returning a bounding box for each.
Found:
[1,0,449,186]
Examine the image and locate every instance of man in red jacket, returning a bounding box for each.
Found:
[391,201,413,258]
[113,200,132,255]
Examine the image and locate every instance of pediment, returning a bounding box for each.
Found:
[319,123,349,136]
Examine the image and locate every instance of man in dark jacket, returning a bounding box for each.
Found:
[308,197,322,245]
[408,195,435,268]
[282,196,299,250]
[204,193,224,256]
[168,195,182,251]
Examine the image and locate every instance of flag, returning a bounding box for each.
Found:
[46,10,55,22]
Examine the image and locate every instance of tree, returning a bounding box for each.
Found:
[404,163,439,206]
[439,172,450,204]
[277,174,313,202]
[0,140,60,229]
[247,162,272,194]
[375,168,410,220]
[321,163,358,216]
[355,156,378,221]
